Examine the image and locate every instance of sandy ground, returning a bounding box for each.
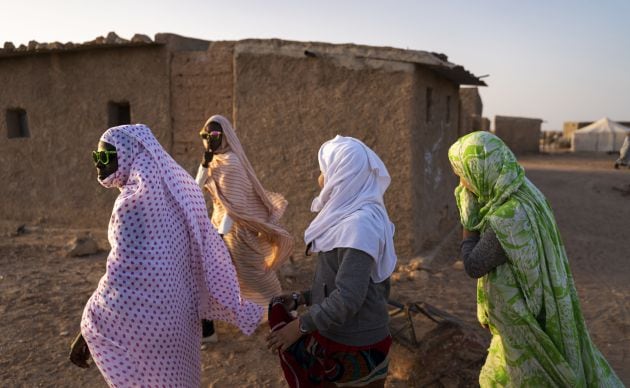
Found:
[0,152,628,387]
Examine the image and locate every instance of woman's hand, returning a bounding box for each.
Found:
[201,150,213,168]
[460,177,475,193]
[266,319,303,352]
[69,332,91,369]
[462,228,480,240]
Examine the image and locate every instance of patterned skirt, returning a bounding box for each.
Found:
[269,303,392,387]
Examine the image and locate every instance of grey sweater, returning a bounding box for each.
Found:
[299,248,391,346]
[460,229,508,278]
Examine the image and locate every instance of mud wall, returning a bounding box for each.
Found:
[170,42,235,176]
[458,87,483,136]
[409,67,460,256]
[226,44,460,260]
[1,38,464,260]
[494,115,542,154]
[0,46,171,228]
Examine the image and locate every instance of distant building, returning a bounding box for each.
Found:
[494,115,543,154]
[0,32,485,258]
[458,87,487,135]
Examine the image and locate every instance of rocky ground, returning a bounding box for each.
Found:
[0,152,628,387]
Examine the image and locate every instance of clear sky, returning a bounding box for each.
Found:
[2,0,629,130]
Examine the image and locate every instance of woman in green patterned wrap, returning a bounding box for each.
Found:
[448,131,622,387]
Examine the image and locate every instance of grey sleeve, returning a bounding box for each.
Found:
[300,248,374,333]
[460,229,508,279]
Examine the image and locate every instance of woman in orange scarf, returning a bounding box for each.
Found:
[195,115,294,307]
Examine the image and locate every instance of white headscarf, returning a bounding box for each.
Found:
[304,135,397,283]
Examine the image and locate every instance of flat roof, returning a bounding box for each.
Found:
[235,38,486,86]
[1,33,486,86]
[0,32,163,59]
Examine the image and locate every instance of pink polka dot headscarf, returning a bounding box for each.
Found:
[82,124,262,385]
[96,124,263,332]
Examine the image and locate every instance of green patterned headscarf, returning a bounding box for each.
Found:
[449,131,525,231]
[448,132,622,387]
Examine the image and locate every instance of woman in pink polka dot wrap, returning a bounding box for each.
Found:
[79,124,264,386]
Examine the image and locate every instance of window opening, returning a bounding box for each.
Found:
[107,101,131,127]
[425,88,433,123]
[6,108,30,138]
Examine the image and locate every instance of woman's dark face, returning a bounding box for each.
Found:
[95,141,118,180]
[205,121,223,152]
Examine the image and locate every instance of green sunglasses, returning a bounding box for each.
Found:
[92,150,117,165]
[199,130,222,140]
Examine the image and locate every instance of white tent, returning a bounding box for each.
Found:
[572,117,630,152]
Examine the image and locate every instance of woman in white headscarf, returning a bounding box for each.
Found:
[266,135,397,388]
